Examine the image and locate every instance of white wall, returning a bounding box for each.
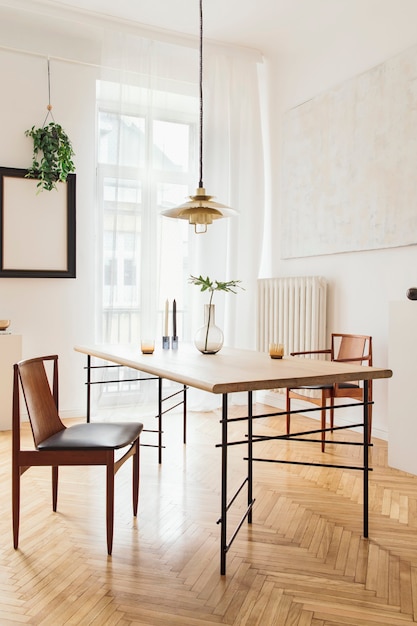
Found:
[266,14,417,439]
[0,7,100,417]
[3,2,417,434]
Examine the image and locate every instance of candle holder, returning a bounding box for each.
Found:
[162,336,170,349]
[171,336,178,350]
[141,340,155,355]
[269,343,284,359]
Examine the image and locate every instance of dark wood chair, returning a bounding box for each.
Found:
[12,354,143,554]
[286,333,373,452]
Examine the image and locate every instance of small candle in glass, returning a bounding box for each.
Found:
[141,339,155,354]
[269,342,284,359]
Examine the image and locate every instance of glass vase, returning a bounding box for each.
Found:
[194,304,224,354]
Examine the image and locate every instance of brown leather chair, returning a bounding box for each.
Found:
[286,334,373,452]
[12,354,143,554]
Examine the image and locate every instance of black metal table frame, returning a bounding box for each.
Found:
[82,355,371,575]
[84,355,187,464]
[217,382,371,575]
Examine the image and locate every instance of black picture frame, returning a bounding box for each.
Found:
[0,167,76,278]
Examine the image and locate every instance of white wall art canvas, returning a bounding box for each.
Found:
[281,44,417,258]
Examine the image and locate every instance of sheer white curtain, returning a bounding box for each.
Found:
[187,43,266,409]
[189,43,265,350]
[97,33,198,344]
[95,28,265,413]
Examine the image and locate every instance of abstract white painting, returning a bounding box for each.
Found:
[281,44,417,258]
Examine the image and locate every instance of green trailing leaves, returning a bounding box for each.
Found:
[25,122,75,192]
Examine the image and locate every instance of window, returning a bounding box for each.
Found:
[96,80,197,349]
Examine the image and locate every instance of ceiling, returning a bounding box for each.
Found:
[38,0,417,58]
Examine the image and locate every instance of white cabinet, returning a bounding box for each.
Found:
[388,302,417,475]
[0,335,22,430]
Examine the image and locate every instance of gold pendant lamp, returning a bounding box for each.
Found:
[161,0,237,233]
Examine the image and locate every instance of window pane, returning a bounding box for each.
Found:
[103,178,142,206]
[122,232,136,252]
[98,112,146,168]
[157,182,189,209]
[124,258,136,286]
[104,258,117,286]
[104,231,115,251]
[153,120,190,172]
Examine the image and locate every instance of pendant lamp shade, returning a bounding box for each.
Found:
[162,187,236,234]
[161,0,237,234]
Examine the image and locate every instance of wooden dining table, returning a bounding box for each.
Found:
[75,342,392,574]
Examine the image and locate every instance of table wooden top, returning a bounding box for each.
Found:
[74,343,392,395]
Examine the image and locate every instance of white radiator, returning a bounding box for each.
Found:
[256,276,327,356]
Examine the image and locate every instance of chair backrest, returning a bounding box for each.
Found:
[331,333,372,366]
[14,355,65,448]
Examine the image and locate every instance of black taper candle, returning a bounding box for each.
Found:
[173,299,177,338]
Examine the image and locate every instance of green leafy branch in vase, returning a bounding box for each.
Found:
[189,275,244,351]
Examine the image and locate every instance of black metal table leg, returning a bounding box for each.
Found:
[220,393,228,575]
[183,384,187,444]
[158,377,163,464]
[248,391,253,524]
[363,380,369,538]
[86,355,91,423]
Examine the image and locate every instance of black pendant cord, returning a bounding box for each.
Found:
[198,0,204,189]
[42,58,55,127]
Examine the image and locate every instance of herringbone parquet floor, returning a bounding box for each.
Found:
[2,402,417,625]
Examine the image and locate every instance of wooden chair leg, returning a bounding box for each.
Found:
[52,466,58,512]
[106,458,115,556]
[133,439,140,517]
[12,463,20,549]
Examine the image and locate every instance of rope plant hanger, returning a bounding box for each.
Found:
[161,0,237,233]
[25,58,75,192]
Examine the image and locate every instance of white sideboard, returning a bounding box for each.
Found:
[388,301,417,475]
[0,334,22,430]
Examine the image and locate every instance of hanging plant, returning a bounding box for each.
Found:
[24,59,75,192]
[25,121,75,191]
